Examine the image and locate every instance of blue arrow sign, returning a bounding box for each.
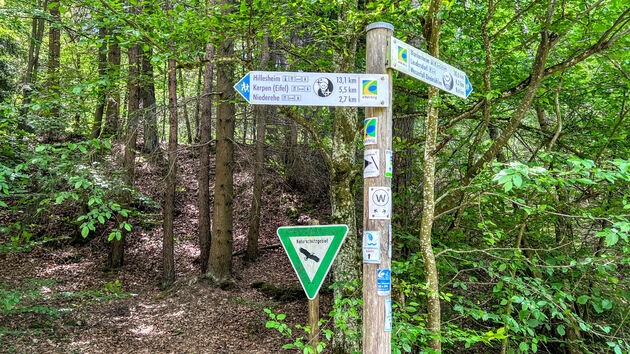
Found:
[234,72,251,102]
[465,76,473,98]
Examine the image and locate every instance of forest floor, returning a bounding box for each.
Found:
[0,142,335,353]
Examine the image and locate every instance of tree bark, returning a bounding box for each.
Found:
[162,1,178,288]
[178,68,193,144]
[193,65,203,142]
[108,37,141,269]
[103,37,121,138]
[91,24,108,139]
[141,46,160,156]
[208,4,236,281]
[419,0,443,351]
[246,36,270,263]
[198,41,215,274]
[23,0,48,105]
[46,0,60,126]
[330,2,361,353]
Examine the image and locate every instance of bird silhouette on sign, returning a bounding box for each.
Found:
[299,248,320,263]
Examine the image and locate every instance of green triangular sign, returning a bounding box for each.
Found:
[277,224,349,300]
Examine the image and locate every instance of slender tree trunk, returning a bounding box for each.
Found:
[23,0,48,105]
[103,37,121,138]
[193,65,203,142]
[330,2,361,352]
[162,1,178,288]
[178,69,193,144]
[208,7,236,281]
[198,41,215,274]
[46,0,60,129]
[91,25,108,139]
[108,38,141,269]
[419,1,444,350]
[141,46,160,156]
[246,36,270,262]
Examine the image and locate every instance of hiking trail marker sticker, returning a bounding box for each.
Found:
[364,117,378,145]
[363,231,381,263]
[234,71,389,107]
[277,225,349,300]
[364,149,380,178]
[388,37,473,99]
[369,187,392,219]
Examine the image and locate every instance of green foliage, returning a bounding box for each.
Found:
[263,308,331,354]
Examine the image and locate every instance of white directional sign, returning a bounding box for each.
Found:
[234,71,389,107]
[388,37,473,99]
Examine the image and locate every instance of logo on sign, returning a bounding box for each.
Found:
[377,269,391,296]
[361,80,378,100]
[398,46,407,63]
[364,117,377,145]
[442,72,454,91]
[369,187,392,220]
[372,189,389,206]
[314,77,333,97]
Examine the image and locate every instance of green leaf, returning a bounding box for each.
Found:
[513,174,523,188]
[577,295,589,304]
[504,181,513,192]
[282,344,294,349]
[614,346,622,354]
[277,314,286,320]
[81,227,89,238]
[557,325,565,336]
[576,178,596,184]
[605,231,619,246]
[602,299,612,310]
[124,223,132,231]
[519,342,529,352]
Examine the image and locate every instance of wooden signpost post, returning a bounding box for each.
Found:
[362,22,394,354]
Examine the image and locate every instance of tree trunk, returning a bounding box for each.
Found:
[330,3,361,352]
[91,25,108,139]
[46,0,60,128]
[162,1,178,288]
[178,69,193,144]
[193,65,203,142]
[23,0,48,105]
[198,41,215,274]
[141,46,160,156]
[419,1,444,350]
[246,36,270,263]
[103,37,121,138]
[208,8,235,281]
[108,38,141,269]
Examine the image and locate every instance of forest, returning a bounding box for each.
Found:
[0,0,629,352]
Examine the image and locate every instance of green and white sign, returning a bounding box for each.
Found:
[277,225,349,300]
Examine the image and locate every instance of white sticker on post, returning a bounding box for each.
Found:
[388,224,392,258]
[385,298,392,331]
[363,149,380,178]
[363,231,381,263]
[385,149,393,177]
[369,187,392,220]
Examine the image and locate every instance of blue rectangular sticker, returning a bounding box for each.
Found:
[377,269,391,296]
[385,298,392,331]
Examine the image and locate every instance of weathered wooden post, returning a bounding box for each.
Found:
[363,22,394,353]
[308,294,319,353]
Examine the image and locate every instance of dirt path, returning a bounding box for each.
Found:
[0,144,334,353]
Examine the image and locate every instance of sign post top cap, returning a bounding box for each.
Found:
[366,22,394,32]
